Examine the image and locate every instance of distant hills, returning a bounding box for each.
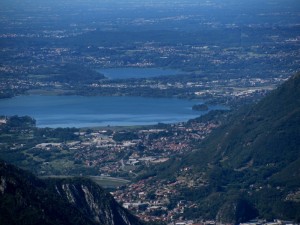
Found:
[0,161,144,225]
[152,73,300,223]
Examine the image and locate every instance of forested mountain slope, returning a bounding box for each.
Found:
[153,72,300,223]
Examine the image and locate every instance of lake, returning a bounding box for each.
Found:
[0,95,225,128]
[96,67,185,79]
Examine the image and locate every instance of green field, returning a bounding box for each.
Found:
[40,175,130,188]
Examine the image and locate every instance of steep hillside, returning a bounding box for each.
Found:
[152,73,300,223]
[47,178,143,225]
[0,161,143,225]
[205,72,300,169]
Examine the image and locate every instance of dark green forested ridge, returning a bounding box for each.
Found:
[150,72,300,223]
[199,71,300,169]
[0,160,144,225]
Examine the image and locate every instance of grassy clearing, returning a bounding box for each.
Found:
[89,176,130,188]
[40,175,130,188]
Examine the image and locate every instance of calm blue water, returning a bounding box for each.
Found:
[97,68,184,79]
[0,95,224,128]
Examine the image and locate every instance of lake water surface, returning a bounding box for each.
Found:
[0,95,225,128]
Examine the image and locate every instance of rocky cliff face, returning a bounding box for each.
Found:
[0,161,143,225]
[49,178,143,225]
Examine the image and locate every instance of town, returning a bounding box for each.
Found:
[1,1,300,224]
[2,107,297,224]
[0,110,226,223]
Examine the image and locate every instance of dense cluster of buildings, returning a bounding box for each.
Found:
[41,119,220,176]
